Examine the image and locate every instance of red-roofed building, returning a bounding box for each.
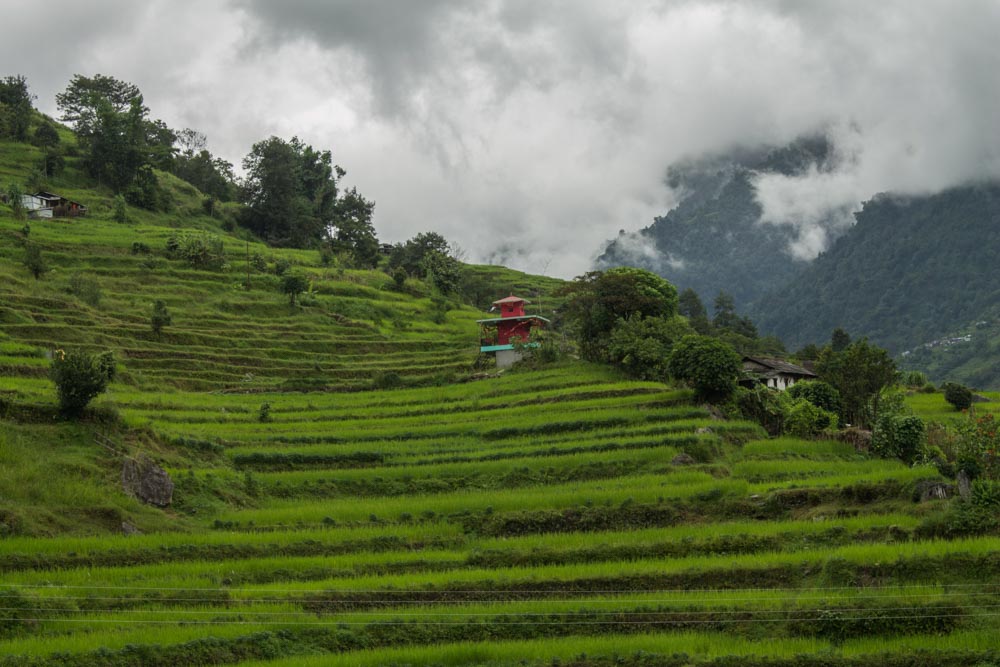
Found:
[477,295,549,368]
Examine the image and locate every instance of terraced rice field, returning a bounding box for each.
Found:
[2,214,1000,665]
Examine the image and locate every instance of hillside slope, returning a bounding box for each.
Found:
[596,136,832,309]
[751,183,1000,386]
[3,131,1000,666]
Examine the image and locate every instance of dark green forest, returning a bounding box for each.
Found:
[597,135,833,309]
[752,184,1000,386]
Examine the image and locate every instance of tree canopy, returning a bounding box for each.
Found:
[0,75,34,141]
[239,136,378,258]
[816,338,897,428]
[668,334,742,402]
[558,266,679,361]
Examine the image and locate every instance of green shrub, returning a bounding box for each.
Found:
[131,241,151,255]
[871,414,926,464]
[273,258,292,276]
[784,397,838,437]
[66,272,102,307]
[176,231,226,270]
[280,272,310,306]
[150,299,171,335]
[943,381,974,411]
[22,243,47,279]
[607,315,691,381]
[49,349,117,417]
[668,335,741,402]
[786,379,841,414]
[112,194,128,223]
[258,402,272,423]
[250,253,268,273]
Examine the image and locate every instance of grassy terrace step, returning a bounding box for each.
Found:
[205,465,939,532]
[0,515,922,572]
[2,194,987,665]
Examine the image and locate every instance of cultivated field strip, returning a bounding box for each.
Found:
[2,215,996,664]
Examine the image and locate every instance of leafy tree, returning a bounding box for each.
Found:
[420,250,462,294]
[388,232,451,275]
[678,288,711,334]
[38,148,65,179]
[112,195,128,223]
[0,75,33,141]
[56,74,142,134]
[607,315,693,381]
[668,334,742,402]
[954,413,1000,479]
[32,121,60,148]
[815,338,897,428]
[786,379,841,415]
[943,382,974,411]
[6,181,25,220]
[168,231,226,270]
[831,327,851,353]
[22,243,47,279]
[559,267,679,361]
[173,129,236,202]
[712,290,758,338]
[49,349,116,417]
[871,414,926,464]
[57,74,172,206]
[328,187,378,267]
[783,396,838,438]
[280,272,310,306]
[150,300,171,335]
[240,135,375,254]
[66,272,103,307]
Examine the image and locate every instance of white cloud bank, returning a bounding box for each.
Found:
[3,1,1000,276]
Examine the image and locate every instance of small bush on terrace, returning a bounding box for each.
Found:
[49,349,117,417]
[943,382,974,411]
[166,231,226,270]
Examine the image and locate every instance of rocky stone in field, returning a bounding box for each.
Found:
[671,452,697,465]
[915,480,951,502]
[122,455,174,507]
[120,521,142,535]
[957,470,972,500]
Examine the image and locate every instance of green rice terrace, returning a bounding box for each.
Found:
[2,171,1000,664]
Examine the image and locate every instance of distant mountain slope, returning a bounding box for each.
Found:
[596,136,833,309]
[752,183,1000,365]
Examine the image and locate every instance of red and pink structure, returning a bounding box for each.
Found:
[477,295,550,368]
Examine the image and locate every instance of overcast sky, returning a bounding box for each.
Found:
[4,1,1000,276]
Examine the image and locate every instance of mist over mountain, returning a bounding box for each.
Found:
[750,182,1000,383]
[596,135,841,309]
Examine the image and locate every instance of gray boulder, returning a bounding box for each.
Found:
[122,455,174,507]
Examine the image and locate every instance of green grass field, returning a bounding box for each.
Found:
[1,132,997,666]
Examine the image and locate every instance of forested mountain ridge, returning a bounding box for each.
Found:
[751,182,1000,385]
[596,135,833,309]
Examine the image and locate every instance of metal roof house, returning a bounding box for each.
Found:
[741,356,817,391]
[21,191,88,219]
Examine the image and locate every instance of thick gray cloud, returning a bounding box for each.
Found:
[4,1,1000,275]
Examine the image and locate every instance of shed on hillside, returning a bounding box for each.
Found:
[741,356,817,391]
[21,191,88,219]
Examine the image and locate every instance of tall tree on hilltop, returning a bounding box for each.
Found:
[56,74,176,205]
[0,75,34,142]
[56,74,142,135]
[240,135,378,259]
